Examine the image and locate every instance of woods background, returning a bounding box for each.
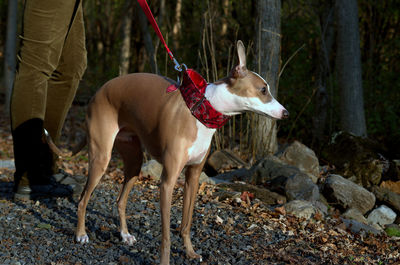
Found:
[0,0,399,161]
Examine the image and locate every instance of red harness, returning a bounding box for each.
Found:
[167,69,230,129]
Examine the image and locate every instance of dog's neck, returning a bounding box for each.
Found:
[205,82,242,116]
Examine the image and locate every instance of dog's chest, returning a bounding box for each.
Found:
[187,120,216,165]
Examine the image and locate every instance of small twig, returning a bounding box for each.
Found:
[278,43,306,86]
[287,86,318,140]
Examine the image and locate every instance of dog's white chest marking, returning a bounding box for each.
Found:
[187,120,216,165]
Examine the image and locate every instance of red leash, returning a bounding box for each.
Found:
[137,0,185,72]
[137,0,230,128]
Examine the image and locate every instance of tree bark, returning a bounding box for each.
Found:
[254,0,281,158]
[4,0,18,114]
[119,0,133,76]
[312,0,335,151]
[221,0,229,36]
[172,0,182,50]
[335,0,367,137]
[137,2,158,74]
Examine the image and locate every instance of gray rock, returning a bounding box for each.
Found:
[217,182,286,205]
[285,200,322,219]
[278,141,320,183]
[141,159,163,180]
[341,218,382,236]
[284,173,320,202]
[323,174,375,214]
[342,208,368,224]
[207,149,248,173]
[371,186,400,212]
[367,205,397,229]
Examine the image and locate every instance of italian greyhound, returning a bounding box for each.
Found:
[65,41,288,264]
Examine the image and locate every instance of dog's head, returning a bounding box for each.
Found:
[211,41,289,120]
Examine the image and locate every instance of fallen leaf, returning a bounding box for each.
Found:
[275,206,286,215]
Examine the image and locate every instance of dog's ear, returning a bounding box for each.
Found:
[231,40,247,78]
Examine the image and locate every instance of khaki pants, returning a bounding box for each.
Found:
[11,0,87,142]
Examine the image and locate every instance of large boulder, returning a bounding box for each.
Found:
[278,141,320,183]
[323,131,389,188]
[244,156,320,202]
[323,174,375,214]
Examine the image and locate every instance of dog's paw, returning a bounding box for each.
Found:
[121,231,137,246]
[76,234,89,244]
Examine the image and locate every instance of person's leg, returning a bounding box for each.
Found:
[11,0,80,198]
[44,1,87,174]
[45,1,87,143]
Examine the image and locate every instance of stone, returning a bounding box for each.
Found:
[367,205,397,229]
[285,200,322,219]
[214,168,252,183]
[324,131,389,188]
[216,182,286,205]
[141,160,163,180]
[249,155,294,185]
[371,186,400,212]
[199,172,214,184]
[342,208,368,224]
[284,172,320,202]
[323,174,375,214]
[248,155,319,202]
[206,149,248,174]
[340,218,381,236]
[278,141,320,183]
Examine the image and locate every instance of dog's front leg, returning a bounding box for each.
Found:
[160,155,185,265]
[180,163,204,260]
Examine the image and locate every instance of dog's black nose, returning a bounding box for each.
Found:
[282,109,289,119]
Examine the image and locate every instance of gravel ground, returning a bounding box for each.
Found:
[0,178,277,265]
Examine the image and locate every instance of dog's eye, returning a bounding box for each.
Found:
[260,87,267,95]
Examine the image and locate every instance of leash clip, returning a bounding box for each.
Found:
[169,52,187,72]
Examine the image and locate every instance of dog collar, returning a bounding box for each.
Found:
[166,69,231,129]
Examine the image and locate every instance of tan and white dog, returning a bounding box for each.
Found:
[70,41,288,264]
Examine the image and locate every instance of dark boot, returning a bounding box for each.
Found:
[12,118,73,200]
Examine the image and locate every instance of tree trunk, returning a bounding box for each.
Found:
[312,0,335,151]
[172,0,182,50]
[4,0,18,114]
[119,0,133,76]
[253,0,281,158]
[335,0,367,137]
[221,0,229,36]
[137,2,158,74]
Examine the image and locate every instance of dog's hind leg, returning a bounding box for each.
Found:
[76,107,119,244]
[115,133,143,245]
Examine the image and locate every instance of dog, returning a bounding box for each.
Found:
[52,41,288,264]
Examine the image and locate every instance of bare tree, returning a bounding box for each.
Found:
[335,0,367,137]
[4,0,18,114]
[137,2,158,73]
[119,0,133,76]
[312,0,335,150]
[254,0,281,157]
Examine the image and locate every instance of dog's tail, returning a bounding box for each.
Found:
[44,129,87,157]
